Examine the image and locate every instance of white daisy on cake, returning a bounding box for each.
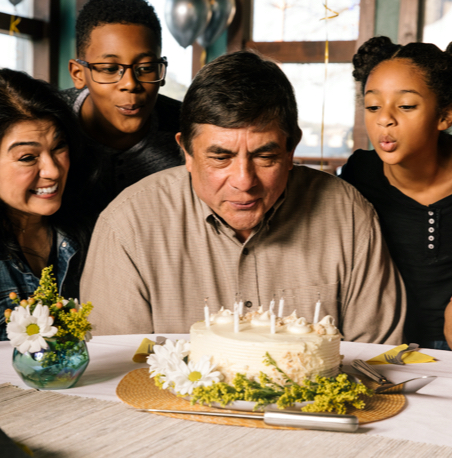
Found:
[170,355,223,395]
[165,339,191,358]
[7,302,58,354]
[147,339,191,388]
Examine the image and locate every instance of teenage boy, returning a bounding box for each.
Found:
[62,0,183,212]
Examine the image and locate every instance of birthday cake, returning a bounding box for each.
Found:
[189,306,342,385]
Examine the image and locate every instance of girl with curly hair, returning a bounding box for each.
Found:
[341,36,452,349]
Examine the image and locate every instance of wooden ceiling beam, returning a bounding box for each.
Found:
[244,40,356,63]
[0,12,45,39]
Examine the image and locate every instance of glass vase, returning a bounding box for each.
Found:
[12,340,89,390]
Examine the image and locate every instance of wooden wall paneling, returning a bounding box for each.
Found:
[357,0,376,47]
[32,0,55,84]
[227,0,252,52]
[192,42,204,79]
[0,13,45,38]
[76,0,89,11]
[245,41,356,63]
[398,0,422,44]
[353,0,376,151]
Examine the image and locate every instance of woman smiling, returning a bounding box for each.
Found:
[0,69,94,340]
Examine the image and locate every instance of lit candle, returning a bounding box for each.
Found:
[270,313,276,334]
[204,298,210,328]
[234,304,240,333]
[269,296,276,314]
[313,295,321,324]
[278,298,285,318]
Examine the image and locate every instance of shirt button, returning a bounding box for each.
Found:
[428,235,434,241]
[429,227,435,233]
[61,242,67,248]
[243,248,249,255]
[244,300,253,308]
[428,211,434,216]
[428,244,434,249]
[429,219,435,224]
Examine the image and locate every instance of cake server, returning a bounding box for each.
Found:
[136,408,359,432]
[351,359,436,393]
[374,376,437,394]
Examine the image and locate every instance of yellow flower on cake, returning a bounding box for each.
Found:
[7,302,58,354]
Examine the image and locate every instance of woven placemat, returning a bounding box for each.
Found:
[116,368,405,430]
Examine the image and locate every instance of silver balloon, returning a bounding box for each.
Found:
[197,0,236,48]
[8,0,24,6]
[165,0,212,49]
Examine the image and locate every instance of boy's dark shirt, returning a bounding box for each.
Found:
[60,87,183,213]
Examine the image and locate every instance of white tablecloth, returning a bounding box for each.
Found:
[1,335,452,448]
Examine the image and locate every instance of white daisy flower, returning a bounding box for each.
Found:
[147,349,181,388]
[164,339,191,358]
[7,303,58,354]
[147,339,190,374]
[170,355,223,395]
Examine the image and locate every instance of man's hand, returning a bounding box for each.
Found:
[444,299,452,350]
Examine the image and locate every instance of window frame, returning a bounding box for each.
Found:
[225,0,424,169]
[0,0,60,85]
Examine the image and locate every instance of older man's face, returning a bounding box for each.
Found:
[178,123,295,242]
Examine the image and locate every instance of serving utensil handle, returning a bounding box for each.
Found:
[351,359,391,385]
[263,410,359,432]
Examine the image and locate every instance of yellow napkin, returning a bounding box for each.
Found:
[366,344,436,365]
[132,338,156,363]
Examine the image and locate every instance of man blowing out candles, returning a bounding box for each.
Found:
[81,51,406,344]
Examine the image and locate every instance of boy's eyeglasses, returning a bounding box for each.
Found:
[76,57,168,84]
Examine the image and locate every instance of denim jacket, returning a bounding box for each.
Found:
[0,231,79,341]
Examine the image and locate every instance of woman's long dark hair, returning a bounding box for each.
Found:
[0,68,94,270]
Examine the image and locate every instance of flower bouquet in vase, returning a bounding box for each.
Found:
[4,266,93,390]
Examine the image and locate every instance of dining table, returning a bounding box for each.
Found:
[1,335,452,458]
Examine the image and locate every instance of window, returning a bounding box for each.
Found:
[250,1,360,162]
[0,0,35,74]
[225,0,375,172]
[253,1,359,42]
[150,0,193,102]
[423,0,452,49]
[0,0,56,83]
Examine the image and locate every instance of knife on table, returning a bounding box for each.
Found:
[137,408,359,432]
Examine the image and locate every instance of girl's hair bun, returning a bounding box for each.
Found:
[352,36,401,86]
[446,42,452,55]
[353,36,452,112]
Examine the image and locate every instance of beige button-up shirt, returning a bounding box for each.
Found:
[81,165,406,344]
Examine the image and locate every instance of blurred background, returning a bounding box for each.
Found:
[0,0,451,173]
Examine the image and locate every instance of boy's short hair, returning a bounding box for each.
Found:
[76,0,162,57]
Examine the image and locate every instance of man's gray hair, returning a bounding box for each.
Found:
[179,50,302,155]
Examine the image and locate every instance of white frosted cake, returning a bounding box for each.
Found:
[189,307,342,385]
